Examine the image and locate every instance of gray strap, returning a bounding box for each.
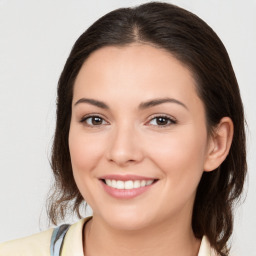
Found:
[50,224,70,256]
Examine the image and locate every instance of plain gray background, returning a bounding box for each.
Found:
[0,0,255,255]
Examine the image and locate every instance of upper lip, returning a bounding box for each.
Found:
[99,174,158,181]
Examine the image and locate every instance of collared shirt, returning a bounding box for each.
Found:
[0,217,216,256]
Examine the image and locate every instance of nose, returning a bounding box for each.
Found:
[106,124,144,167]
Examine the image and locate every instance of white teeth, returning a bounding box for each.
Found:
[134,180,140,188]
[106,179,112,186]
[124,180,133,189]
[111,180,117,188]
[146,180,154,185]
[104,179,154,189]
[116,180,125,189]
[140,180,146,187]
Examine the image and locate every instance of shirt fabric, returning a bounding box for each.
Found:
[0,217,216,256]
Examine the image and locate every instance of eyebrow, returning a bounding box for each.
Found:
[74,97,188,110]
[74,98,109,109]
[139,97,188,110]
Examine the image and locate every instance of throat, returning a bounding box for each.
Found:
[83,217,201,256]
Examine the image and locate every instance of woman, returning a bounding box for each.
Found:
[0,2,246,256]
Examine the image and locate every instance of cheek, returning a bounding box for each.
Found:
[146,126,207,184]
[68,127,106,206]
[68,128,105,175]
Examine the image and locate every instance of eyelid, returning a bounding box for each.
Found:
[79,113,176,127]
[79,113,110,126]
[145,114,177,127]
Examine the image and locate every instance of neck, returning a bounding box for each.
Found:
[84,215,201,256]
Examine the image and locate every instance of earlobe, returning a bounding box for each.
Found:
[204,117,234,172]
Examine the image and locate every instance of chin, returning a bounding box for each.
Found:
[107,217,152,232]
[95,206,155,232]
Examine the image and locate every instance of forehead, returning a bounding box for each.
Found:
[73,44,200,108]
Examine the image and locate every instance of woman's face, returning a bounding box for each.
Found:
[69,44,212,231]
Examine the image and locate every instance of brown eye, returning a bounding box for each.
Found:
[81,116,107,126]
[156,117,169,125]
[148,116,176,126]
[91,117,103,125]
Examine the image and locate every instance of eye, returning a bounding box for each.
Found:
[80,115,108,126]
[147,115,176,127]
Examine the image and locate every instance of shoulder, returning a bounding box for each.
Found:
[0,228,53,256]
[0,217,91,256]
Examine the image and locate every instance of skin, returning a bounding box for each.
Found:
[69,44,233,256]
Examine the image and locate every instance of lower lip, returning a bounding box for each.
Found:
[101,181,155,199]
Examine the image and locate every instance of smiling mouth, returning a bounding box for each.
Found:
[101,179,158,190]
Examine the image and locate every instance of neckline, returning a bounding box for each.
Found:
[61,217,213,256]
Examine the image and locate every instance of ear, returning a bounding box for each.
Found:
[204,117,234,172]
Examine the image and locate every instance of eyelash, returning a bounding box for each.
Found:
[146,115,177,127]
[79,114,177,127]
[80,114,108,127]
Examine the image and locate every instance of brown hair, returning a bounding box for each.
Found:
[48,2,247,255]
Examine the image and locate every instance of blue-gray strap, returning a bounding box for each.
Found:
[50,224,70,256]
